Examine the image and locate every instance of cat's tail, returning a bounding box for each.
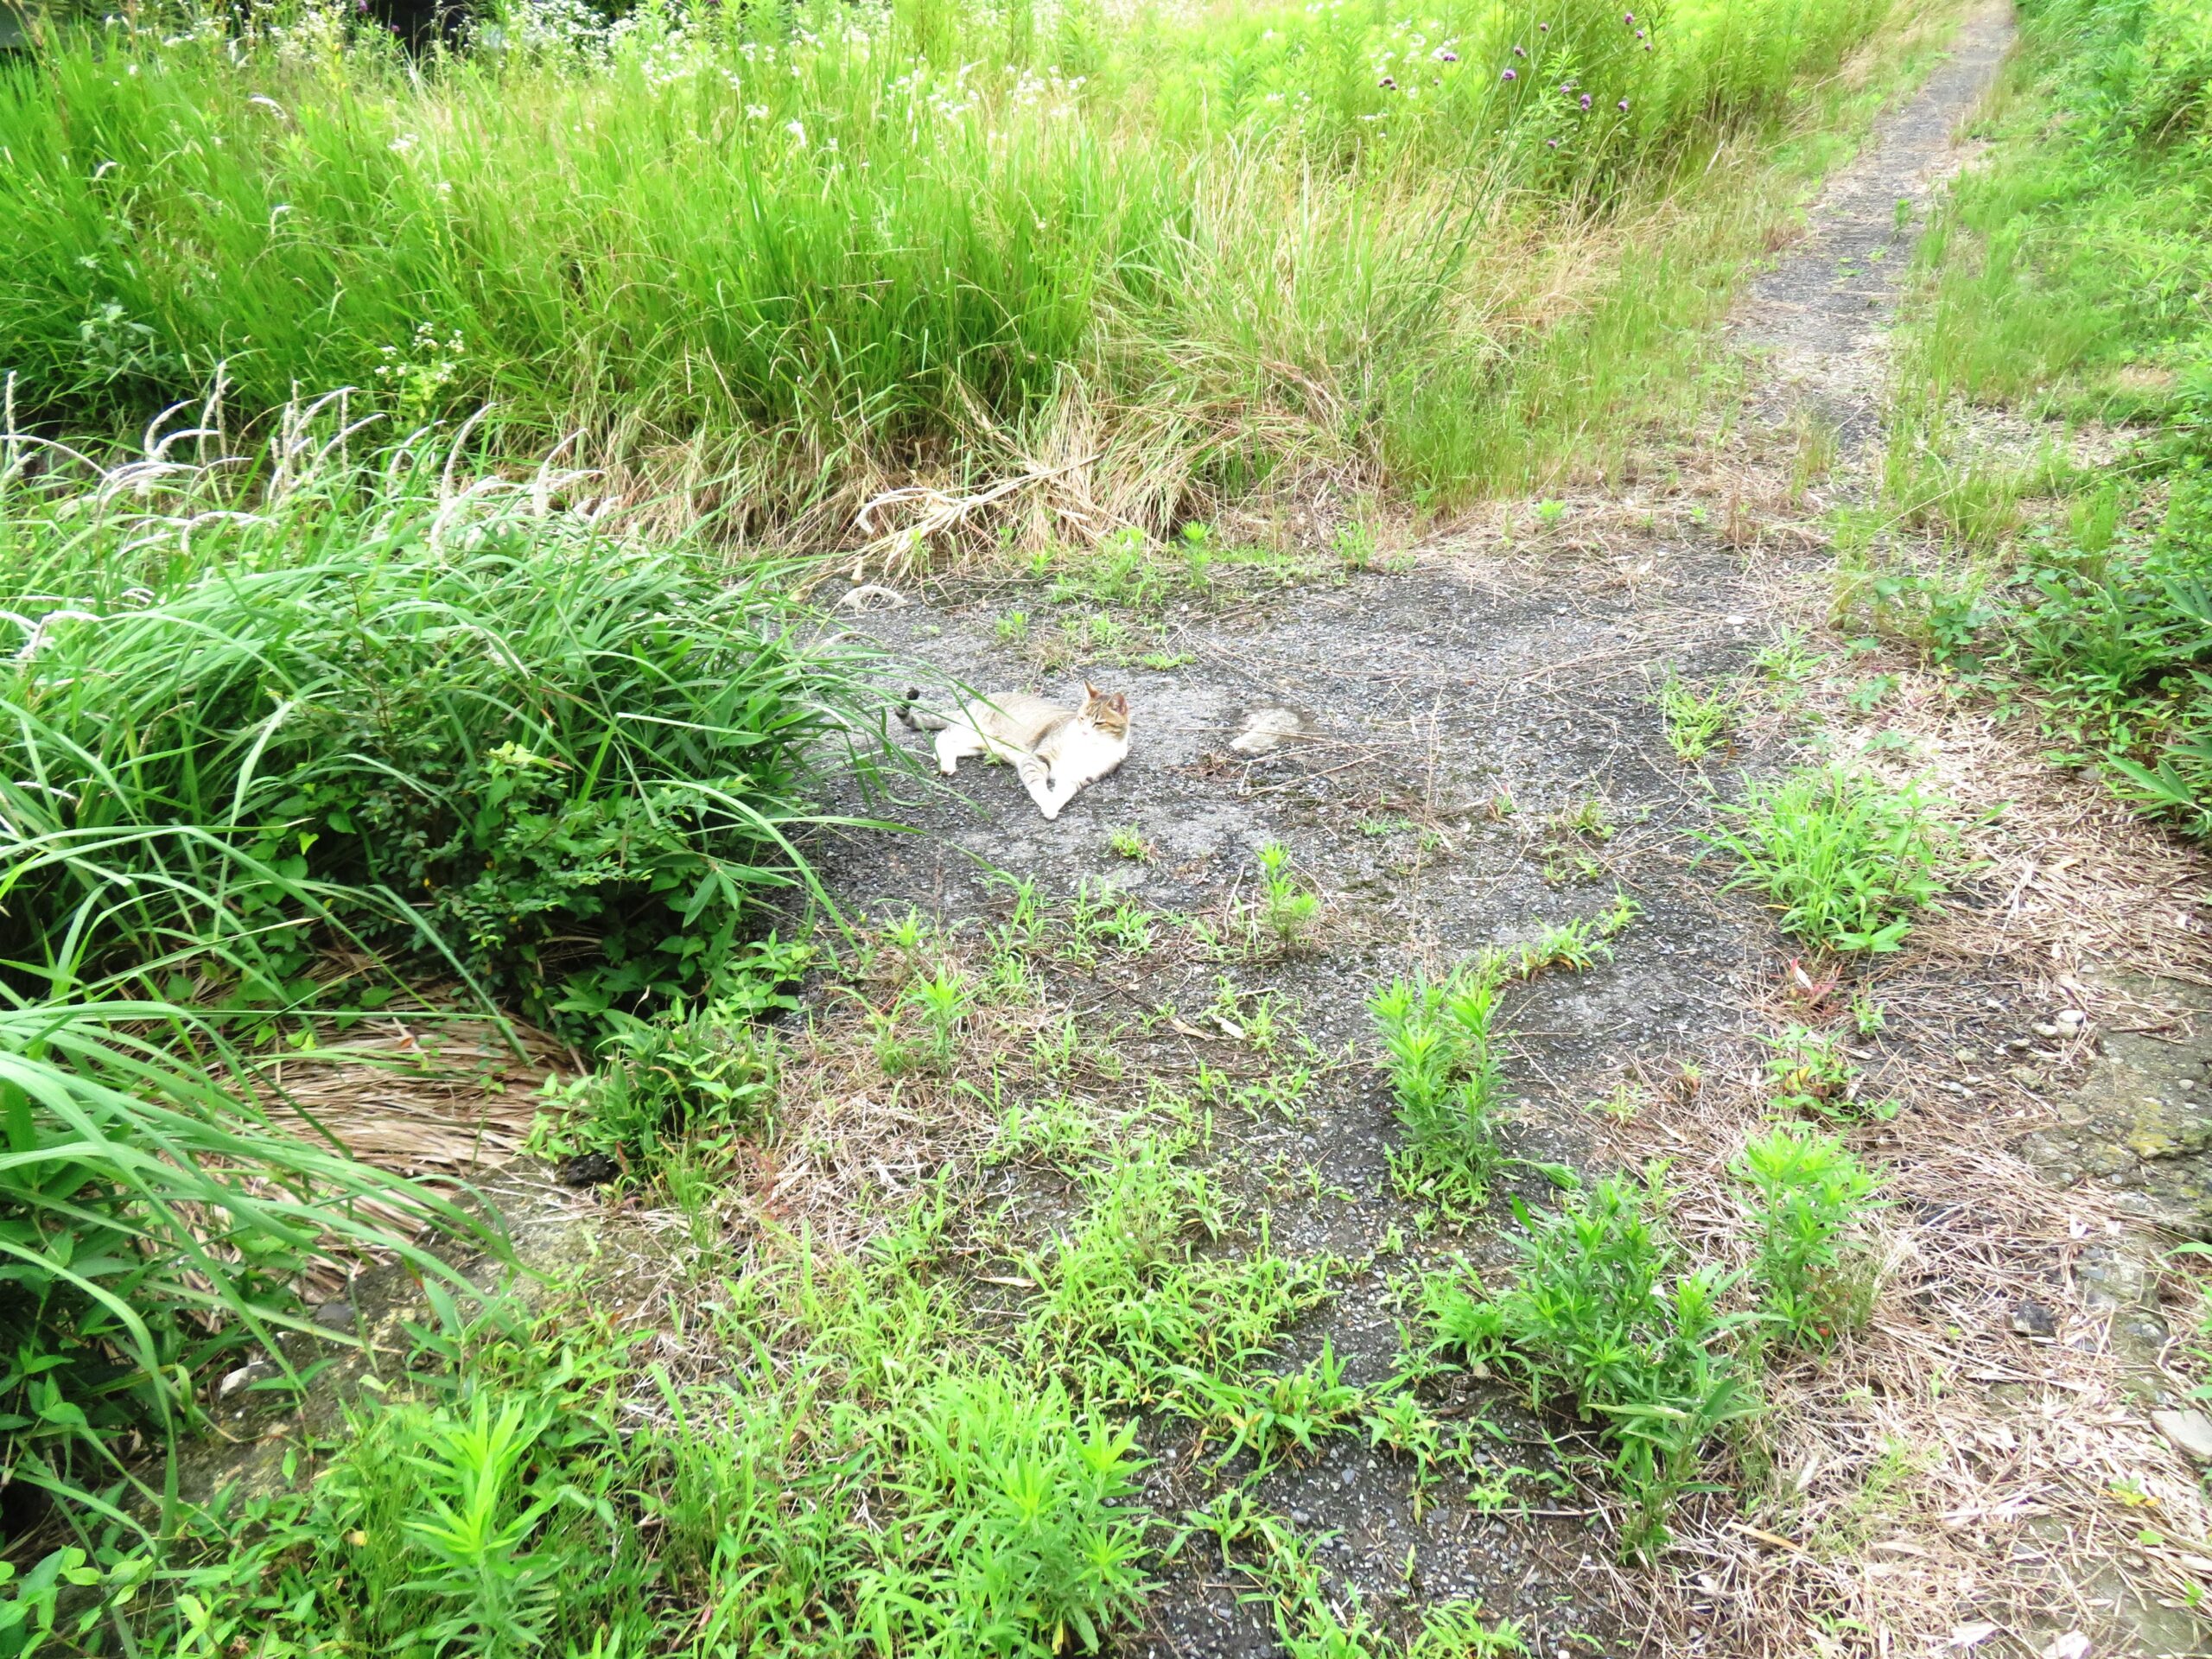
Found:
[896,687,950,731]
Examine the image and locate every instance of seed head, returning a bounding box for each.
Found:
[1378,74,1397,90]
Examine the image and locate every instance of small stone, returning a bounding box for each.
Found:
[2034,1022,2060,1039]
[2010,1299,2057,1338]
[311,1300,355,1332]
[2056,1008,2088,1033]
[2152,1408,2212,1463]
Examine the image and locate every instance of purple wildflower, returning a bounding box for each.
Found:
[1512,44,1526,56]
[1618,98,1630,111]
[1547,137,1560,148]
[1433,47,1459,61]
[1560,81,1573,92]
[1636,27,1646,38]
[1580,92,1592,109]
[1642,41,1652,49]
[1623,10,1633,22]
[1501,67,1517,80]
[1539,21,1550,30]
[1378,74,1398,90]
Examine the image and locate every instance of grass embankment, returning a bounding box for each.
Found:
[1874,0,2212,840]
[0,0,1909,543]
[0,423,877,1645]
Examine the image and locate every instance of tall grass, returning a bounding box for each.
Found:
[0,0,1898,541]
[0,404,880,1557]
[2,404,881,1030]
[0,1000,480,1523]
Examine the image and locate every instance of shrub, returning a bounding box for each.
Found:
[1425,1173,1760,1556]
[1732,1125,1885,1349]
[1704,766,1958,953]
[0,431,879,1034]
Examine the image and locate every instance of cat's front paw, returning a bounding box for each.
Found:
[1038,802,1061,820]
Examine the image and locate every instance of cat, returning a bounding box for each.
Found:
[898,683,1132,821]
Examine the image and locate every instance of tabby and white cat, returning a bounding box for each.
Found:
[898,683,1132,821]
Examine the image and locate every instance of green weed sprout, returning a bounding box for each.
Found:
[1733,1125,1885,1349]
[907,968,975,1072]
[1256,842,1320,948]
[1758,1024,1894,1122]
[1656,671,1738,762]
[1705,766,1958,953]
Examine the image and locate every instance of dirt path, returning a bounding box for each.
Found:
[817,7,2212,1653]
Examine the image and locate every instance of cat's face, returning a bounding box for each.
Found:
[1079,683,1132,740]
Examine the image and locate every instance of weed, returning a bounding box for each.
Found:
[1657,671,1738,761]
[1408,1599,1530,1657]
[1733,1125,1885,1349]
[543,965,792,1176]
[1426,1173,1761,1557]
[1705,766,1959,953]
[1759,1024,1859,1116]
[1371,959,1507,1200]
[1109,826,1156,862]
[908,967,976,1073]
[1752,629,1824,689]
[1171,1342,1363,1472]
[1256,842,1321,950]
[997,610,1033,645]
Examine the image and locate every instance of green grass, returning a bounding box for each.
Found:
[1879,0,2212,839]
[1,423,878,1031]
[0,0,1917,541]
[0,417,878,1589]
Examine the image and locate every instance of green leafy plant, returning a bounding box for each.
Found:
[0,435,877,1033]
[1425,1173,1761,1557]
[1705,766,1959,953]
[1732,1125,1885,1349]
[0,1001,482,1537]
[1256,842,1320,949]
[1370,958,1506,1199]
[1408,1599,1530,1657]
[545,982,786,1177]
[1170,1341,1363,1472]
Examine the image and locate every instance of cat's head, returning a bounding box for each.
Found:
[1080,683,1132,739]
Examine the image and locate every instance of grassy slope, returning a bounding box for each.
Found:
[1877,0,2212,839]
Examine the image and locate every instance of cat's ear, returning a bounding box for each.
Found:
[1109,693,1129,714]
[1084,681,1101,700]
